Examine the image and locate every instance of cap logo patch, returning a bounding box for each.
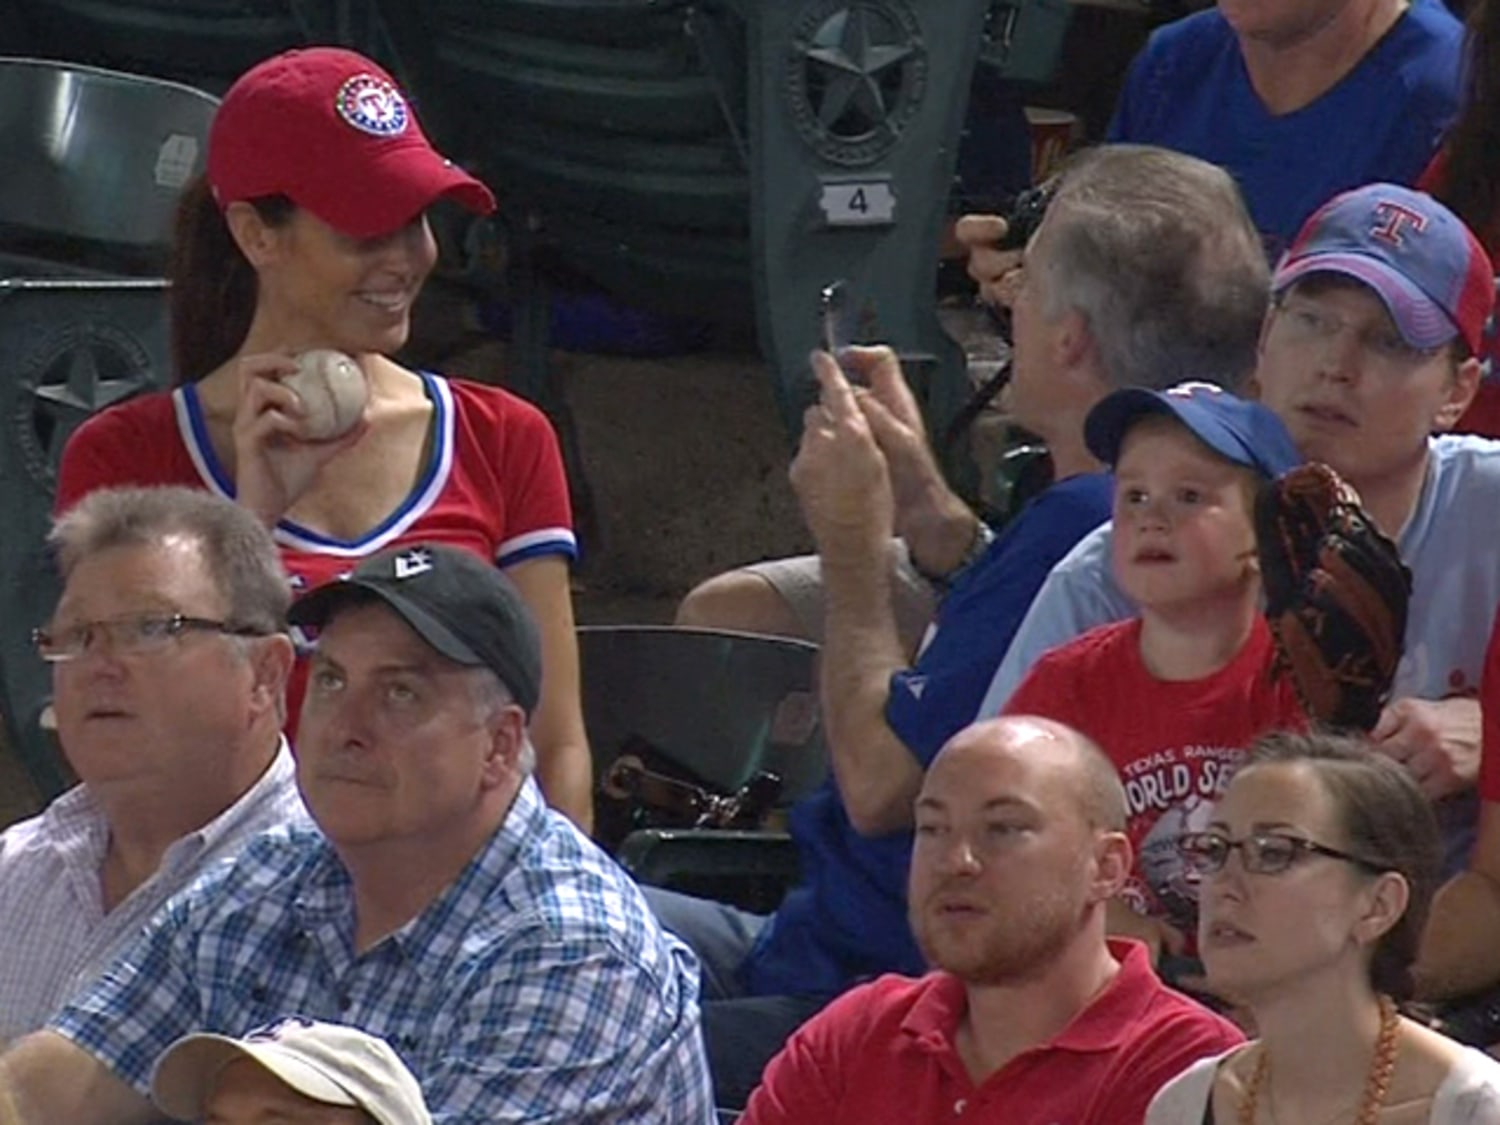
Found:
[336,73,409,137]
[392,548,433,580]
[1166,380,1224,399]
[246,1017,315,1043]
[1370,201,1427,247]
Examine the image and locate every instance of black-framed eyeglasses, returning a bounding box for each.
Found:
[31,613,268,663]
[1176,830,1390,877]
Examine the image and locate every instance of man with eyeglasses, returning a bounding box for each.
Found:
[980,182,1500,872]
[0,486,306,1042]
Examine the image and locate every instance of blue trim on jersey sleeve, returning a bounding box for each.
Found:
[499,538,580,567]
[180,385,238,497]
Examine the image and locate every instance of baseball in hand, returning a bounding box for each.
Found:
[281,350,368,440]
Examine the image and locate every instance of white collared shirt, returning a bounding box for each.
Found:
[0,738,307,1041]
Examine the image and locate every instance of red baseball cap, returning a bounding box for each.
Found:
[207,47,495,239]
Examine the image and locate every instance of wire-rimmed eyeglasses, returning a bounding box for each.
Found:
[32,613,267,663]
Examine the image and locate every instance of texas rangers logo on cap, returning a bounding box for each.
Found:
[1370,200,1427,247]
[335,73,409,137]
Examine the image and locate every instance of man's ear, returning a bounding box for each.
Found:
[249,634,295,718]
[1052,307,1094,372]
[1433,356,1482,431]
[1090,831,1133,903]
[479,707,528,789]
[224,200,284,269]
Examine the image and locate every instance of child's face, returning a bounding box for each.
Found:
[1111,415,1259,613]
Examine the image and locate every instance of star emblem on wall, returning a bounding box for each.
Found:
[804,7,917,133]
[785,0,928,167]
[15,325,156,486]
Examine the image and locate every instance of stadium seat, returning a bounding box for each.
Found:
[0,57,215,804]
[578,624,826,910]
[1,0,386,94]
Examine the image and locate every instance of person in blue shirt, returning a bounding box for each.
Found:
[1110,0,1464,254]
[644,143,1272,1109]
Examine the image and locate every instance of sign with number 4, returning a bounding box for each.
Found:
[819,180,896,227]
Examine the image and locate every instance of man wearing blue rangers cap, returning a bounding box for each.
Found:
[0,543,714,1125]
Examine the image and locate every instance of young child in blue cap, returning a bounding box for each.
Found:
[1004,381,1308,961]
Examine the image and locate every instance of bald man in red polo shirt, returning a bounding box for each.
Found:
[740,716,1240,1124]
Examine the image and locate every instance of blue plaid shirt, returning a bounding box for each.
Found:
[51,779,714,1124]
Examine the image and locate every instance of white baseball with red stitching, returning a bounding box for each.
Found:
[283,350,367,440]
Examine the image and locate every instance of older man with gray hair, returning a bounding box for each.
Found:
[0,542,713,1123]
[0,486,305,1043]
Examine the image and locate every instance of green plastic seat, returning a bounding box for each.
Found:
[579,624,827,910]
[0,57,205,802]
[579,624,826,802]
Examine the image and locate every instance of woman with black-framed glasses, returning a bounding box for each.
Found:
[1147,730,1500,1124]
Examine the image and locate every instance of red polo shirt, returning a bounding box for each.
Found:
[739,940,1242,1125]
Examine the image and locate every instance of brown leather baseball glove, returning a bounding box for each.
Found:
[1256,462,1411,732]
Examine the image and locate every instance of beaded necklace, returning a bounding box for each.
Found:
[1237,994,1400,1125]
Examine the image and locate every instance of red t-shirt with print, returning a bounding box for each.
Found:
[1004,617,1306,933]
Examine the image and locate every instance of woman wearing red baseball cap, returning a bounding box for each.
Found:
[54,47,592,830]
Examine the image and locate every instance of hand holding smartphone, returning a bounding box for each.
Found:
[818,280,871,387]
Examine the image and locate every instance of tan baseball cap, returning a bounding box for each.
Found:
[150,1018,432,1125]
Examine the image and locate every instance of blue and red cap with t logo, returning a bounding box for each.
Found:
[1272,183,1495,357]
[208,47,495,239]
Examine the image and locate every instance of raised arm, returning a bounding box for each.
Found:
[789,351,926,836]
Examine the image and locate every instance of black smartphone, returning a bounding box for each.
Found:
[819,280,847,356]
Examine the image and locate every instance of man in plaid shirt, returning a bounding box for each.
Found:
[0,544,713,1124]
